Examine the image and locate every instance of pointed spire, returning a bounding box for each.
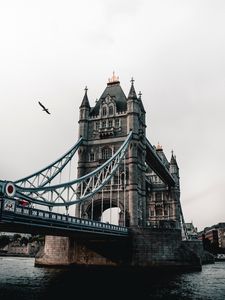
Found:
[170,150,178,166]
[128,77,137,99]
[80,86,90,108]
[138,90,146,113]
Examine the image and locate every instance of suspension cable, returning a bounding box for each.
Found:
[117,167,120,225]
[123,156,126,226]
[91,197,94,220]
[110,177,112,224]
[101,187,104,222]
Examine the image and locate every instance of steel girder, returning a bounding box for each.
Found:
[15,137,83,188]
[1,132,132,208]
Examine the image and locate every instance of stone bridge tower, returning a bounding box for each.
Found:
[36,75,201,270]
[76,73,181,229]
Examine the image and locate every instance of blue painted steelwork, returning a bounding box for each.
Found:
[0,132,132,209]
[15,137,83,188]
[6,131,133,208]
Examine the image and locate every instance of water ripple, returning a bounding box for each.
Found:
[0,257,225,300]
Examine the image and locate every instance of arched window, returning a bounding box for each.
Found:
[102,106,107,116]
[156,208,162,216]
[155,192,161,202]
[102,147,112,160]
[150,210,155,216]
[95,122,99,130]
[108,119,113,128]
[89,153,95,161]
[109,105,114,116]
[115,118,120,127]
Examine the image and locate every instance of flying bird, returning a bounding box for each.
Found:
[38,101,50,115]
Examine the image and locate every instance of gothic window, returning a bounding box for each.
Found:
[155,192,161,202]
[108,119,113,128]
[89,153,95,162]
[102,106,107,117]
[95,122,100,130]
[109,105,114,116]
[113,175,119,185]
[156,208,162,216]
[102,120,106,128]
[115,118,120,128]
[150,210,154,216]
[102,147,112,160]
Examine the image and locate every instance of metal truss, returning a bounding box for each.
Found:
[11,132,132,208]
[14,137,83,188]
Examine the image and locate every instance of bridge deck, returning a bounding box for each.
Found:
[0,198,128,240]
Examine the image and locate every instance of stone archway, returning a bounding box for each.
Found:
[81,199,130,227]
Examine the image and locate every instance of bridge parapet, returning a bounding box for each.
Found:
[0,198,128,237]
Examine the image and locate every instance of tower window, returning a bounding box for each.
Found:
[115,119,120,127]
[155,193,161,202]
[113,175,119,185]
[95,122,100,130]
[89,153,95,161]
[102,106,107,116]
[156,208,162,216]
[108,119,113,128]
[102,147,112,160]
[109,105,114,116]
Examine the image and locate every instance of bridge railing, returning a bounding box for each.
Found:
[0,198,128,236]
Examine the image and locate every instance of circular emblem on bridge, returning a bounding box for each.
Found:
[5,182,16,197]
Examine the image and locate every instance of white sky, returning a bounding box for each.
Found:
[0,0,225,231]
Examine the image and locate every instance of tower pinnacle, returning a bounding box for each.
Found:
[108,71,120,85]
[128,77,137,99]
[80,86,90,108]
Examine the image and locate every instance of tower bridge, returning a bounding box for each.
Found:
[0,74,202,270]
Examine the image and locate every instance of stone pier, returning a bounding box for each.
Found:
[35,228,202,271]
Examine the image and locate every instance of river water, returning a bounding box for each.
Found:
[0,257,224,300]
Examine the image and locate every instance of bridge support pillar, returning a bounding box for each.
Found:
[35,229,202,271]
[35,235,130,267]
[129,227,202,270]
[35,236,71,266]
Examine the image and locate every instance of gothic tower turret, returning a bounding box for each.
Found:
[76,74,180,229]
[126,78,147,226]
[127,78,139,135]
[78,86,90,139]
[170,151,180,184]
[169,151,181,228]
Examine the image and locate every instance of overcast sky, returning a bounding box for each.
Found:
[0,0,225,231]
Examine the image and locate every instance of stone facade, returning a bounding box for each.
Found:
[76,74,181,229]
